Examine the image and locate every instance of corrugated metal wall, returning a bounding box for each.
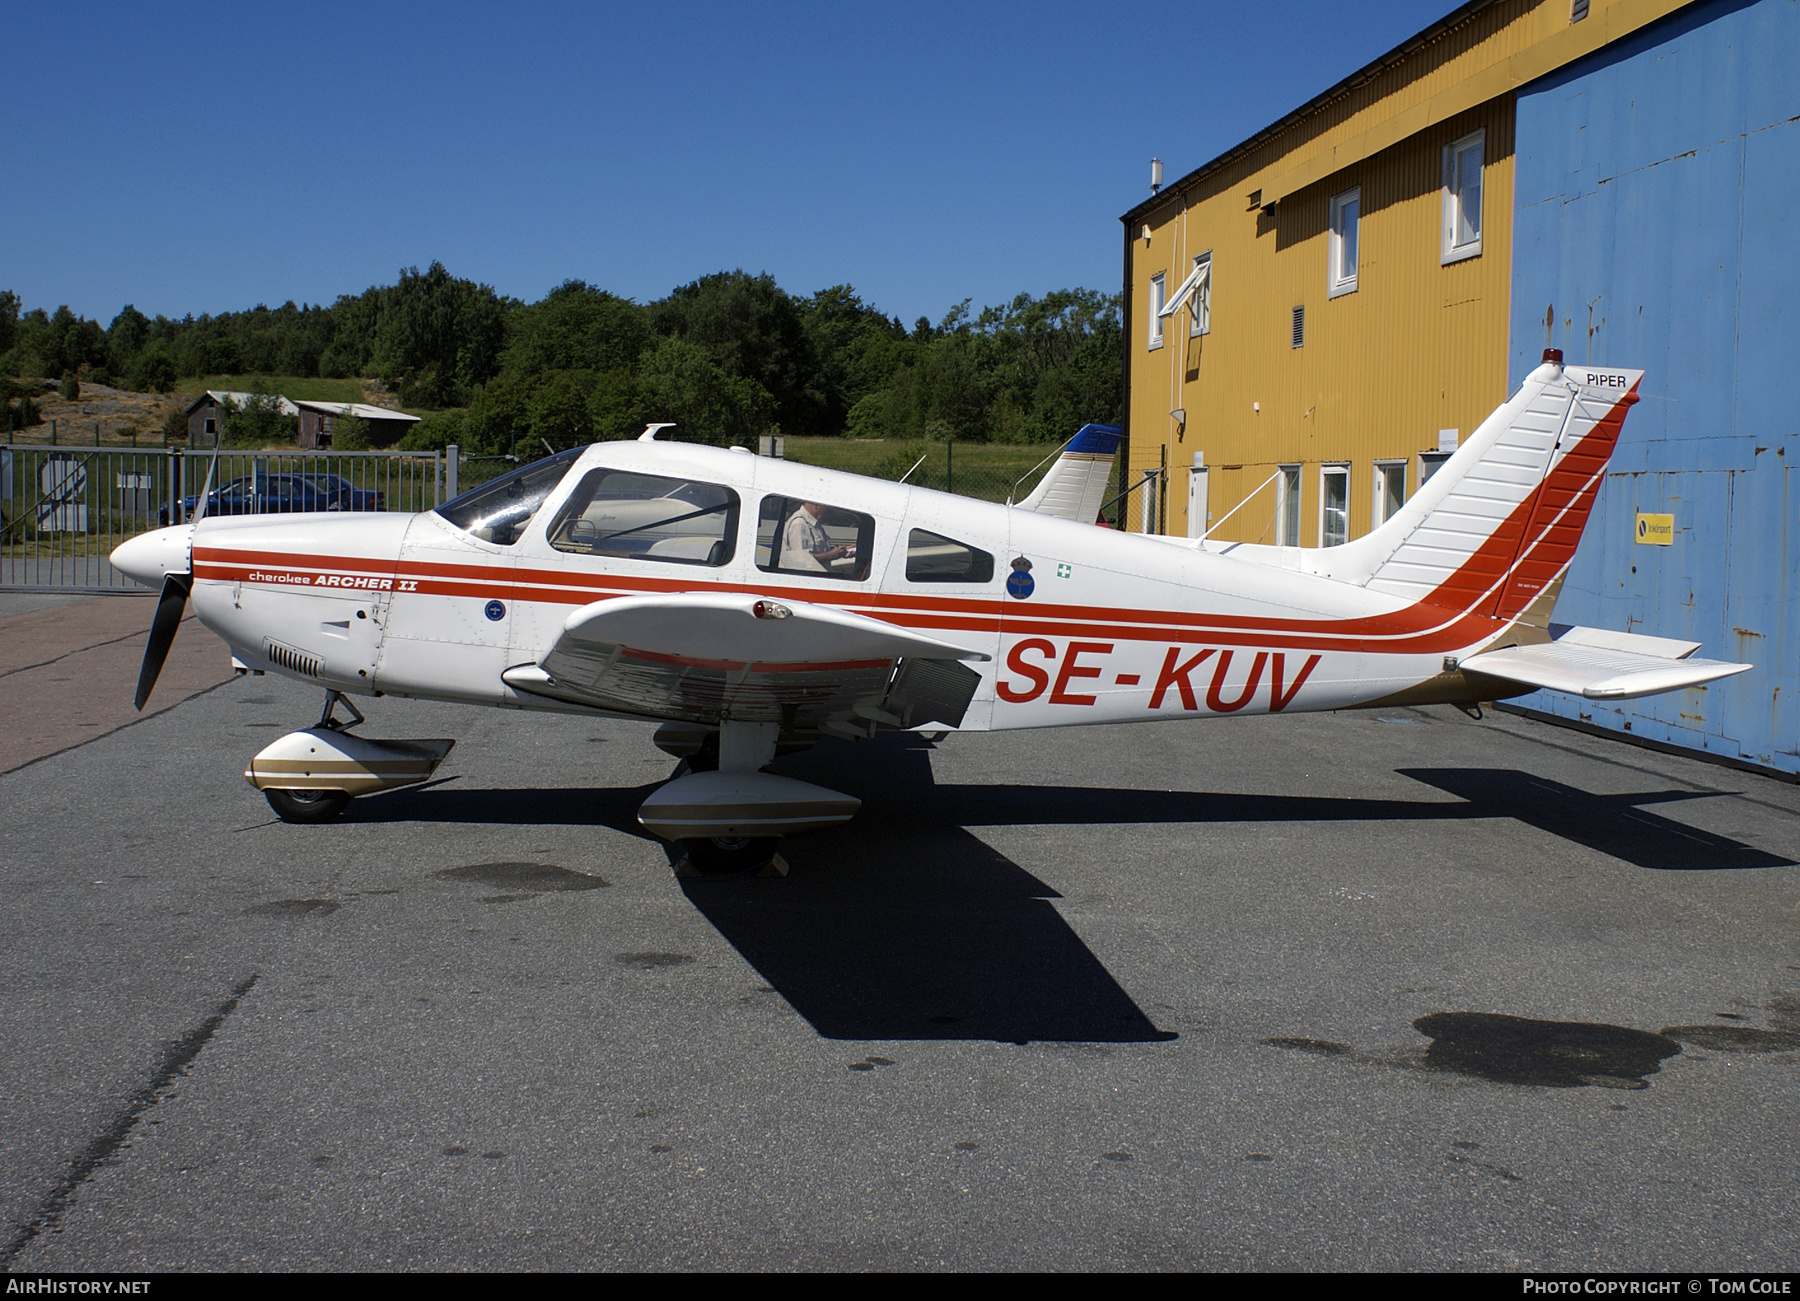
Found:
[1508,0,1800,773]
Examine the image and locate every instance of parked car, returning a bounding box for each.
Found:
[158,474,387,526]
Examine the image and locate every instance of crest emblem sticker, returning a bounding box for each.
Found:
[484,600,507,621]
[1005,557,1035,600]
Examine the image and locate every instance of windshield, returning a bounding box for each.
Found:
[435,449,582,545]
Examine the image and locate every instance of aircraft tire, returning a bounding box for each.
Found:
[679,836,780,875]
[264,787,352,824]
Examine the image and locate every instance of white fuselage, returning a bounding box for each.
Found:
[178,440,1515,733]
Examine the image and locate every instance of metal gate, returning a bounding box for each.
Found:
[1,448,445,592]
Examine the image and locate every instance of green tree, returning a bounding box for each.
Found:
[60,371,79,401]
[461,377,528,457]
[330,411,371,450]
[621,336,776,446]
[0,291,19,357]
[128,347,178,393]
[372,262,509,406]
[222,393,297,447]
[397,408,466,452]
[526,369,601,448]
[651,271,824,437]
[2,377,42,431]
[503,281,650,378]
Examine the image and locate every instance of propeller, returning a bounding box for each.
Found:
[131,445,219,711]
[134,572,193,710]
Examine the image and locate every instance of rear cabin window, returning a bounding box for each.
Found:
[436,448,581,546]
[756,496,874,581]
[547,470,739,566]
[905,529,994,583]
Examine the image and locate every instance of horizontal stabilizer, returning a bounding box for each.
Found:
[1463,628,1750,701]
[1015,424,1123,522]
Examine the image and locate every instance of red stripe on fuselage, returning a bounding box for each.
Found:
[192,385,1634,657]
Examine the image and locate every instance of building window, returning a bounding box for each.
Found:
[1372,460,1406,526]
[1320,464,1350,547]
[1571,0,1590,20]
[203,418,216,434]
[1419,450,1451,484]
[1191,254,1212,336]
[1442,130,1484,264]
[1290,304,1306,348]
[1157,253,1212,337]
[1276,465,1302,546]
[1148,272,1166,350]
[1329,188,1360,298]
[1156,257,1211,338]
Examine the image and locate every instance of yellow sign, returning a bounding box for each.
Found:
[1635,512,1674,545]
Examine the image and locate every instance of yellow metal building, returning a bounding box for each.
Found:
[1119,0,1694,544]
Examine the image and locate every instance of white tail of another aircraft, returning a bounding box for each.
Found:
[1015,423,1124,523]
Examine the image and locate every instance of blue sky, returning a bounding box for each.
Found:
[5,0,1451,326]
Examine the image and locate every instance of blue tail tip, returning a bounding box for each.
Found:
[1067,423,1123,455]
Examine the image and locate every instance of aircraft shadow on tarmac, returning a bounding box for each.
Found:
[359,735,1788,1043]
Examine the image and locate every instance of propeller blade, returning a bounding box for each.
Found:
[189,445,221,523]
[134,572,193,711]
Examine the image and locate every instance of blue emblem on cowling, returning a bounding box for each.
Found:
[484,600,506,621]
[1005,557,1034,599]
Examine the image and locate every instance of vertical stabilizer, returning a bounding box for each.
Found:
[1015,424,1124,522]
[1358,354,1641,618]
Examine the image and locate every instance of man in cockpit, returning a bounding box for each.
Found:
[782,501,855,570]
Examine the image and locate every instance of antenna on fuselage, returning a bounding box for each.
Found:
[639,423,677,441]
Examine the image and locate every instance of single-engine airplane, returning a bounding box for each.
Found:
[111,350,1750,871]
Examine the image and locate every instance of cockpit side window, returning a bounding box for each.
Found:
[756,495,875,581]
[435,448,582,546]
[546,469,740,567]
[905,529,995,583]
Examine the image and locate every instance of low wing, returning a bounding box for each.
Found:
[1463,626,1750,701]
[502,592,990,734]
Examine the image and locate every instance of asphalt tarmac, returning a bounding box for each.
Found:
[3,650,1798,1270]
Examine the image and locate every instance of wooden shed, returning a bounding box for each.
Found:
[294,401,422,449]
[185,391,299,447]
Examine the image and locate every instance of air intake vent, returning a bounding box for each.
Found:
[1291,305,1306,349]
[265,640,323,679]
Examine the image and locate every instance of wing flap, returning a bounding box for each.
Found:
[1464,633,1750,701]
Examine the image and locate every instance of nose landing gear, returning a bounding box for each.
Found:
[247,691,455,824]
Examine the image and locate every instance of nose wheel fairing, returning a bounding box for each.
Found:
[245,728,456,798]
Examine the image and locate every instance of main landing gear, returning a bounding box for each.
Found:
[639,721,861,877]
